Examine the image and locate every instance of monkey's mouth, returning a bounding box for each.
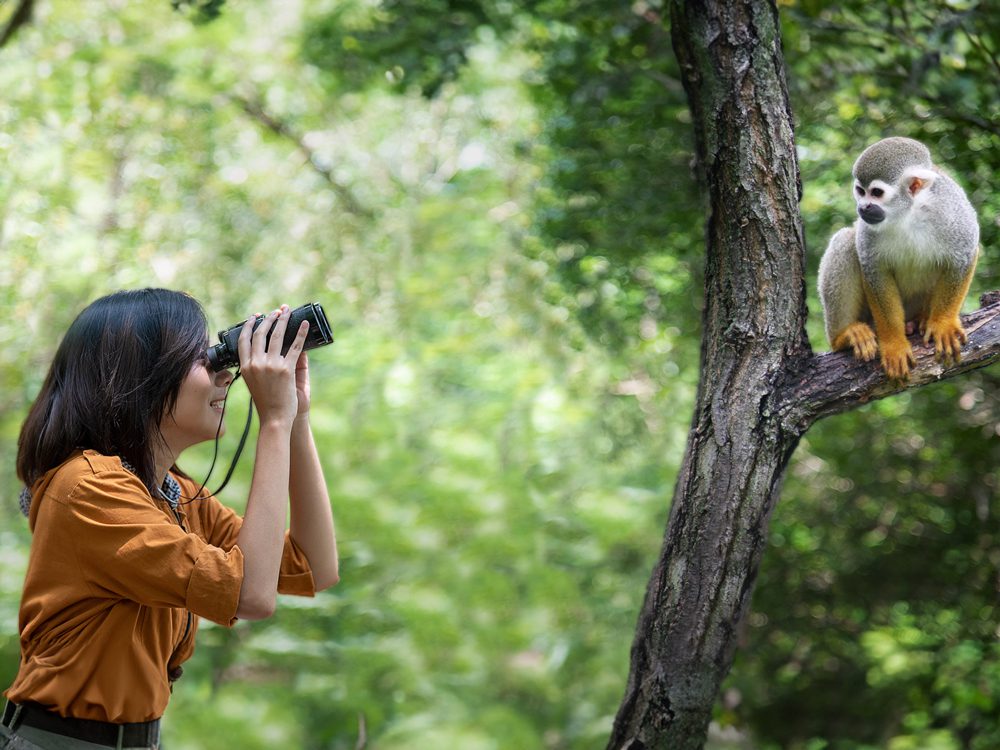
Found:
[858,205,886,225]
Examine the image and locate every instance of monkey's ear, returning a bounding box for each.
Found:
[904,168,937,197]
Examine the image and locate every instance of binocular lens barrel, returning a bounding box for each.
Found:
[206,302,335,372]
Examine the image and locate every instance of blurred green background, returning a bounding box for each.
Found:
[1,1,998,748]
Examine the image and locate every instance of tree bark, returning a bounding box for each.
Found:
[778,293,1000,432]
[606,2,1000,748]
[607,3,810,748]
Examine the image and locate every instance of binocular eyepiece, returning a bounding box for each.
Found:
[206,302,335,372]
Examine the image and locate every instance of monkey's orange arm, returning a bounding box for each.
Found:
[863,276,913,380]
[924,251,978,362]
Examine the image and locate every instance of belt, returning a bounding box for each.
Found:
[2,700,160,749]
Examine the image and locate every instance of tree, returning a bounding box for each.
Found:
[606,1,1000,748]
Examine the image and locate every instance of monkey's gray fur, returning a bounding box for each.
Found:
[817,226,864,344]
[853,137,931,186]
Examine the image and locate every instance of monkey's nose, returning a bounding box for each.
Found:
[859,204,885,225]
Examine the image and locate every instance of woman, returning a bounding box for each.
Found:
[1,289,339,750]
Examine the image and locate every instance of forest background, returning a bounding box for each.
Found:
[1,0,999,748]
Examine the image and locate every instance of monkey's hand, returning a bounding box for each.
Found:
[831,322,878,362]
[923,316,967,363]
[880,338,915,381]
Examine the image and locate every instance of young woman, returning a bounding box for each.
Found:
[1,289,339,750]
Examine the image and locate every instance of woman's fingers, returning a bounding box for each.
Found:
[238,305,304,370]
[264,306,291,356]
[252,309,280,353]
[237,311,261,368]
[289,319,310,355]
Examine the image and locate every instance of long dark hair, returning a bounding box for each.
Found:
[17,288,209,494]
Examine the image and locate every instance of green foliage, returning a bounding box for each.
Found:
[171,0,227,23]
[301,0,704,354]
[302,0,510,97]
[1,0,999,748]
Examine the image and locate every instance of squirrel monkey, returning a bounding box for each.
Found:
[818,137,980,380]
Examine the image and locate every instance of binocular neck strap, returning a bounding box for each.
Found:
[178,370,253,503]
[209,393,254,497]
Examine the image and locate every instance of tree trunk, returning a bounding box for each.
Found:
[607,1,811,747]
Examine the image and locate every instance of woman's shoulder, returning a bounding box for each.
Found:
[77,449,131,475]
[35,450,132,492]
[25,451,147,528]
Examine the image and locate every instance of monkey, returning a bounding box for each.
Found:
[818,137,980,380]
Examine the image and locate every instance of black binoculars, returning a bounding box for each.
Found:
[206,302,335,372]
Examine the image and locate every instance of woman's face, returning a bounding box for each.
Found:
[159,357,235,453]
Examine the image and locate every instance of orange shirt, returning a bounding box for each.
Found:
[4,450,315,723]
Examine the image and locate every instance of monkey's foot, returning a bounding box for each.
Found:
[923,316,967,363]
[832,322,878,362]
[880,339,915,381]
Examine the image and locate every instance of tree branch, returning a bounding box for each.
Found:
[781,292,1000,434]
[0,0,35,49]
[229,94,373,220]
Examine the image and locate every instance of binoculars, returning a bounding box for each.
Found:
[206,302,335,372]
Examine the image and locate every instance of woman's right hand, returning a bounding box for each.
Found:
[237,305,310,427]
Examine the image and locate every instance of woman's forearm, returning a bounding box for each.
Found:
[235,419,294,619]
[288,415,339,590]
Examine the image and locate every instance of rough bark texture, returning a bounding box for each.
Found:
[607,2,811,748]
[606,2,1000,748]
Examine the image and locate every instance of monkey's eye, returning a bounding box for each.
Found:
[855,186,865,197]
[870,188,884,198]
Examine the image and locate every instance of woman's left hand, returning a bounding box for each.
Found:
[295,351,311,417]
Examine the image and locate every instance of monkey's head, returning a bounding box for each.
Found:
[852,137,937,229]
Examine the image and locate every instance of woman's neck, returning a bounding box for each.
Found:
[151,442,180,490]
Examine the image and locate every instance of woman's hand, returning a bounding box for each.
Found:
[237,305,309,427]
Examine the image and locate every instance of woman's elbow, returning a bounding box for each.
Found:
[236,593,277,621]
[314,568,340,592]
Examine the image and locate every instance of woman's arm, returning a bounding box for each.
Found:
[289,413,339,591]
[287,350,339,590]
[235,419,293,619]
[234,307,307,620]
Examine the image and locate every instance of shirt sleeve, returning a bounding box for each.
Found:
[192,489,316,598]
[50,469,244,626]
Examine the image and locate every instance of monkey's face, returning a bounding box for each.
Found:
[853,179,893,226]
[854,168,936,230]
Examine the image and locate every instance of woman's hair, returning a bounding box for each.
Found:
[17,288,209,493]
